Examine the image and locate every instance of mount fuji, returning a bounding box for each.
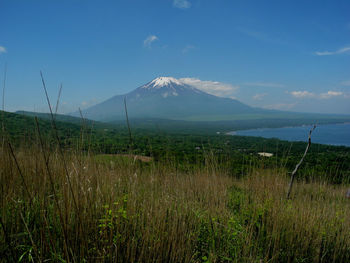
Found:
[75,77,263,121]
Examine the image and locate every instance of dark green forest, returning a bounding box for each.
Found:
[2,110,350,184]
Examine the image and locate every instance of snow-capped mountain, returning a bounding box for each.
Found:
[131,77,206,98]
[143,76,183,89]
[75,77,257,121]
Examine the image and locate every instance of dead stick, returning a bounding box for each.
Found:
[286,125,316,199]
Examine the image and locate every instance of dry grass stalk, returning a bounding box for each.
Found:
[2,147,350,262]
[39,71,82,233]
[124,97,133,148]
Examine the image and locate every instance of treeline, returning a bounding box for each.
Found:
[2,110,350,184]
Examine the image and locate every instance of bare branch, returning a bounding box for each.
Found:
[286,124,316,199]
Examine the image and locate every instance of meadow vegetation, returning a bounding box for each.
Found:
[1,111,350,262]
[1,141,350,262]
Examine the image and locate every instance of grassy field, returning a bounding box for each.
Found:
[1,110,350,262]
[1,143,350,262]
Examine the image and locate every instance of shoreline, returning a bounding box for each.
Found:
[227,121,349,134]
[226,122,350,148]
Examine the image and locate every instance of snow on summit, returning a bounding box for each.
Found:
[136,76,203,98]
[143,77,182,89]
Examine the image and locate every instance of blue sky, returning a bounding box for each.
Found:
[1,0,349,114]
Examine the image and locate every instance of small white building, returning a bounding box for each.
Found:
[258,152,273,157]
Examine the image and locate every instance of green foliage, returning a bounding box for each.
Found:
[1,110,350,262]
[3,109,350,183]
[97,196,128,259]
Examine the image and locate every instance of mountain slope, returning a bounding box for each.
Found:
[0,110,85,145]
[15,110,113,129]
[75,77,260,121]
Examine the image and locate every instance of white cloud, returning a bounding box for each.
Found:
[143,35,158,48]
[244,82,285,88]
[253,93,267,100]
[263,103,297,110]
[0,46,6,54]
[179,78,239,98]
[319,91,343,99]
[182,45,195,53]
[340,80,350,86]
[289,90,344,99]
[173,0,191,9]
[315,46,350,56]
[289,91,315,98]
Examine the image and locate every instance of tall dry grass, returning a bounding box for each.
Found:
[234,170,350,262]
[1,142,350,262]
[0,144,233,262]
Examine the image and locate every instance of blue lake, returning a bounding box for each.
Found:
[229,123,350,147]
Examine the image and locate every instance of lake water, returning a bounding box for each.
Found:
[229,123,350,147]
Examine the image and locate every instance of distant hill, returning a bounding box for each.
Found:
[1,110,86,145]
[111,117,350,134]
[16,110,350,137]
[15,110,112,129]
[16,110,87,123]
